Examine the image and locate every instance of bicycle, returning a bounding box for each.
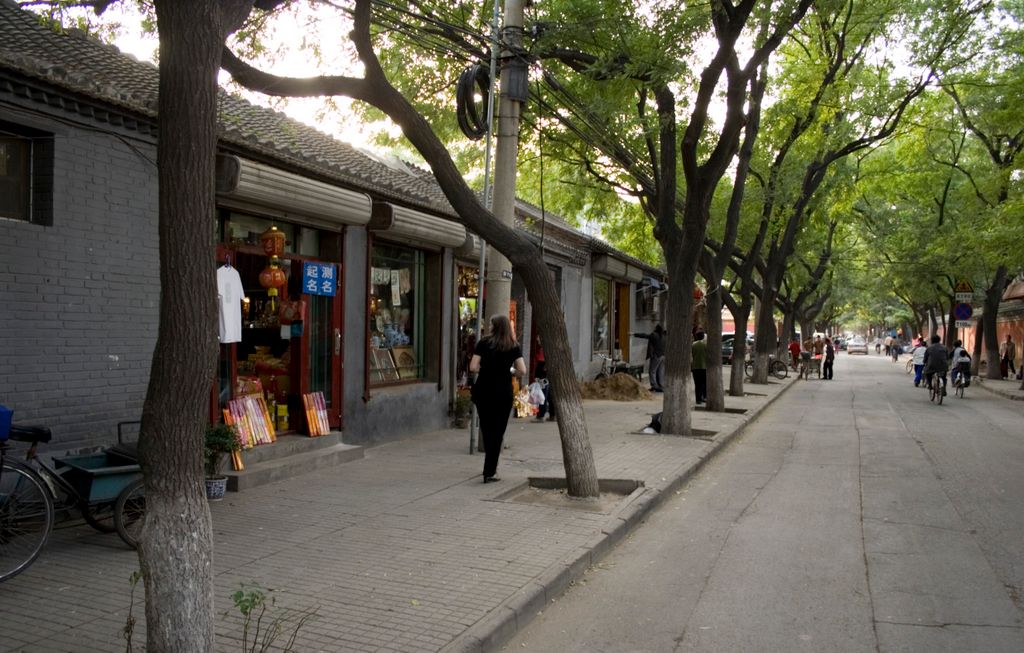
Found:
[745,354,789,380]
[1,422,145,582]
[593,353,643,381]
[905,358,914,374]
[951,364,970,399]
[928,372,945,405]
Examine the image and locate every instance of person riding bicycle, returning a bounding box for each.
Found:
[922,335,949,396]
[950,339,971,388]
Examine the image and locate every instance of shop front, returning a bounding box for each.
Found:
[214,155,371,436]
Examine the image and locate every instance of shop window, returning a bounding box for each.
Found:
[592,276,610,355]
[0,122,54,225]
[226,212,298,253]
[456,264,480,386]
[635,284,661,320]
[370,243,425,384]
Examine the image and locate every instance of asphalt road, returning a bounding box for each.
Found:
[501,353,1024,652]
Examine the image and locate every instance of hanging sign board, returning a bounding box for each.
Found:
[955,320,972,329]
[302,262,338,297]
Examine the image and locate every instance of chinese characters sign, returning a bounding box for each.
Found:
[302,262,338,297]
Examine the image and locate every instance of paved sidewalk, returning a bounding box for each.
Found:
[975,376,1024,401]
[2,379,798,652]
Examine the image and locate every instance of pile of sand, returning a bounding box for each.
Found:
[580,373,653,401]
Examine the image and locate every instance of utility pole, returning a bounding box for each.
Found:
[485,0,528,320]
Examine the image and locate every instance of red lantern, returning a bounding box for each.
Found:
[259,256,287,310]
[259,225,286,257]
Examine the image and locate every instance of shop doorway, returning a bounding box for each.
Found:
[217,248,344,432]
[613,281,631,362]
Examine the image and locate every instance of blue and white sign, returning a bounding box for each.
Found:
[302,262,338,297]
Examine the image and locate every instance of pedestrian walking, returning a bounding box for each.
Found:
[812,334,825,376]
[531,337,555,422]
[999,334,1016,379]
[691,331,707,403]
[469,315,527,483]
[823,337,835,379]
[788,336,801,370]
[633,324,666,392]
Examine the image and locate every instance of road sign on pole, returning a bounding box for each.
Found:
[953,303,973,321]
[955,320,972,329]
[954,279,974,303]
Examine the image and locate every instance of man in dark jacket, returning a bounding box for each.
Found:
[633,324,666,392]
[923,335,949,396]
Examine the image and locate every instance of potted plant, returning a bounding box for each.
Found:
[205,422,241,501]
[452,389,473,429]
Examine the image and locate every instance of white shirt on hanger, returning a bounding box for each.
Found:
[217,265,245,343]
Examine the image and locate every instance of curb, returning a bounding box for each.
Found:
[440,379,796,653]
[975,378,1024,401]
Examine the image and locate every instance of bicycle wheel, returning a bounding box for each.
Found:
[937,378,944,405]
[744,360,754,380]
[114,479,145,549]
[929,377,937,402]
[905,359,914,374]
[956,381,965,399]
[0,460,55,582]
[81,502,117,533]
[770,359,789,379]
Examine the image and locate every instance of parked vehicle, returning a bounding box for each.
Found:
[847,336,869,355]
[721,332,754,365]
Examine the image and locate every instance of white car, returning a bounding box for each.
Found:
[847,337,868,355]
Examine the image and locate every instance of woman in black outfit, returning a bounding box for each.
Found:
[470,315,527,483]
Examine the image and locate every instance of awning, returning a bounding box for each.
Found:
[592,254,644,283]
[368,202,467,251]
[216,154,372,229]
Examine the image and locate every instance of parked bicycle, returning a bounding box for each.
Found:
[593,353,643,381]
[0,420,145,582]
[745,353,789,380]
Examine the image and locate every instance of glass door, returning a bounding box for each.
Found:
[303,264,343,429]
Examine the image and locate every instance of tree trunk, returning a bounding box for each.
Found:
[704,286,725,412]
[983,265,1008,379]
[139,1,250,648]
[659,245,696,435]
[752,282,778,383]
[971,315,984,376]
[520,262,599,497]
[728,302,751,396]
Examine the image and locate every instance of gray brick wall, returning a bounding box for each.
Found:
[0,104,159,453]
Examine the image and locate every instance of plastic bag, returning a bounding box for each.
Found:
[527,380,546,406]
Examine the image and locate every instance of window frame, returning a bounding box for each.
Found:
[0,121,54,226]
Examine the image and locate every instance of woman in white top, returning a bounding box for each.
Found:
[911,338,927,387]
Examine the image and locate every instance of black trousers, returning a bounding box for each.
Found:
[692,369,706,403]
[823,359,834,379]
[480,399,513,478]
